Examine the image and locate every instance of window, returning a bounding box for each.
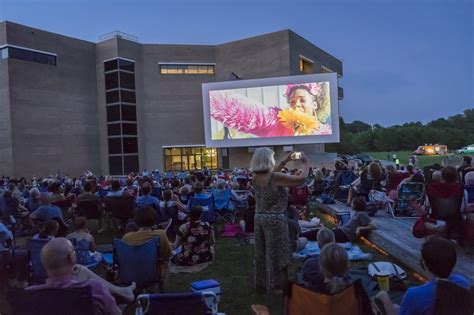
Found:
[108,138,122,154]
[119,71,135,89]
[120,90,136,103]
[122,123,137,135]
[106,105,121,122]
[321,65,333,73]
[119,59,134,72]
[105,72,119,90]
[1,47,8,59]
[163,147,218,171]
[109,156,123,175]
[160,64,215,75]
[2,46,56,66]
[122,137,138,154]
[104,59,118,72]
[107,123,121,136]
[121,105,137,121]
[106,90,120,104]
[124,155,139,174]
[299,57,313,74]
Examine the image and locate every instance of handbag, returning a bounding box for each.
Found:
[412,215,437,238]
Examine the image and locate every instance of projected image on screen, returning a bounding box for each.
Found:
[209,81,331,140]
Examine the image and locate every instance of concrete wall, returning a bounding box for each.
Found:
[141,44,216,170]
[0,22,14,176]
[215,30,291,81]
[5,22,100,177]
[288,31,343,77]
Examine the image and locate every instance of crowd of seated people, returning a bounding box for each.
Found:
[1,157,473,313]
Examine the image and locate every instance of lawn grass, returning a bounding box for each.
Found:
[364,151,461,169]
[1,206,424,315]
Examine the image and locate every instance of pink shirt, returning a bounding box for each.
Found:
[27,274,119,315]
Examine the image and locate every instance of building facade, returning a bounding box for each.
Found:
[0,21,343,177]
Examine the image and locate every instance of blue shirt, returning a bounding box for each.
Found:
[136,195,160,209]
[399,274,470,315]
[106,190,124,197]
[30,205,63,222]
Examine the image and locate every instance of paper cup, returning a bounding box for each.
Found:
[377,274,390,291]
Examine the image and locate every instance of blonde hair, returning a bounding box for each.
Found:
[250,147,275,173]
[316,227,335,249]
[313,168,324,181]
[319,243,350,294]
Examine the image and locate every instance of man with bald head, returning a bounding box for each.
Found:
[27,238,121,314]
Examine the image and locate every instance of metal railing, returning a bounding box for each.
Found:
[99,31,138,42]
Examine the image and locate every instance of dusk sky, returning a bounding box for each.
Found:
[1,0,472,126]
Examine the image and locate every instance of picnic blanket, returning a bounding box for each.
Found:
[169,261,212,274]
[293,241,373,261]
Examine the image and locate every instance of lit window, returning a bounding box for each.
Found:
[321,65,333,73]
[299,57,313,74]
[160,64,215,75]
[164,147,218,171]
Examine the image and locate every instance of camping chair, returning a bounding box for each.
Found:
[135,291,221,315]
[426,182,464,240]
[189,196,216,224]
[286,279,373,315]
[113,238,162,291]
[395,182,425,217]
[466,185,474,204]
[212,189,236,224]
[9,286,94,315]
[98,188,110,199]
[76,200,103,231]
[104,195,135,229]
[333,170,358,202]
[52,197,74,225]
[151,187,162,199]
[27,238,50,284]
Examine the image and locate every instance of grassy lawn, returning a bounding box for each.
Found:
[1,205,424,315]
[364,151,462,169]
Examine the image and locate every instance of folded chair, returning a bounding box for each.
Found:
[135,291,221,315]
[286,279,374,315]
[9,286,94,315]
[113,237,162,291]
[27,238,50,284]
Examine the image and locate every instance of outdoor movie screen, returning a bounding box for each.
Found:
[202,73,340,148]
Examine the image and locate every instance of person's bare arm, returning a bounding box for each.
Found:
[273,153,310,187]
[273,152,293,172]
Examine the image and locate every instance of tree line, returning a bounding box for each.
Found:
[325,109,474,154]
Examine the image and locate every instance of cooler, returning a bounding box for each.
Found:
[190,279,222,302]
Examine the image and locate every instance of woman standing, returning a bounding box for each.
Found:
[251,148,309,293]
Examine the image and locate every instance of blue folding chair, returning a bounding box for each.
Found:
[212,189,236,224]
[27,238,50,284]
[113,238,161,290]
[9,287,94,315]
[135,291,220,315]
[189,196,216,224]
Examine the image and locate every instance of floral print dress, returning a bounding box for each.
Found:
[174,220,214,266]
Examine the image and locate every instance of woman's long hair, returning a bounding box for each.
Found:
[433,279,472,315]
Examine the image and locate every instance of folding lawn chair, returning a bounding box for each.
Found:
[212,189,236,224]
[113,237,162,291]
[395,182,425,217]
[136,291,221,315]
[9,287,94,315]
[189,196,216,224]
[27,238,50,284]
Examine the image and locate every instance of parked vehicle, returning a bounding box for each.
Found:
[457,145,474,154]
[413,144,448,155]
